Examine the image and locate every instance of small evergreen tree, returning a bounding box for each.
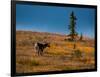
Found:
[79,33,83,41]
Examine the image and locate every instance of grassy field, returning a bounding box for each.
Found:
[16,31,95,73]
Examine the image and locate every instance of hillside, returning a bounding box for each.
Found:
[16,31,95,73]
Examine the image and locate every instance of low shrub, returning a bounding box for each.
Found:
[31,59,40,66]
[17,58,40,66]
[73,49,82,58]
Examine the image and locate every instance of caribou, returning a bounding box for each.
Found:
[34,42,50,56]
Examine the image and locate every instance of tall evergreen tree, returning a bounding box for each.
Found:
[68,11,77,41]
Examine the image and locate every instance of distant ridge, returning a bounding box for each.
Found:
[16,30,94,41]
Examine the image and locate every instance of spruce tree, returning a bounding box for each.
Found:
[79,33,83,41]
[68,11,77,41]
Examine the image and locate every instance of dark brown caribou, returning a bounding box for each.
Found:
[34,42,50,56]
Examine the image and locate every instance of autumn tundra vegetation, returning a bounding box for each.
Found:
[16,12,95,73]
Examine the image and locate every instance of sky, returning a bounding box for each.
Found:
[16,4,95,38]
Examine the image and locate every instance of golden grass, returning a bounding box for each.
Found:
[16,31,95,73]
